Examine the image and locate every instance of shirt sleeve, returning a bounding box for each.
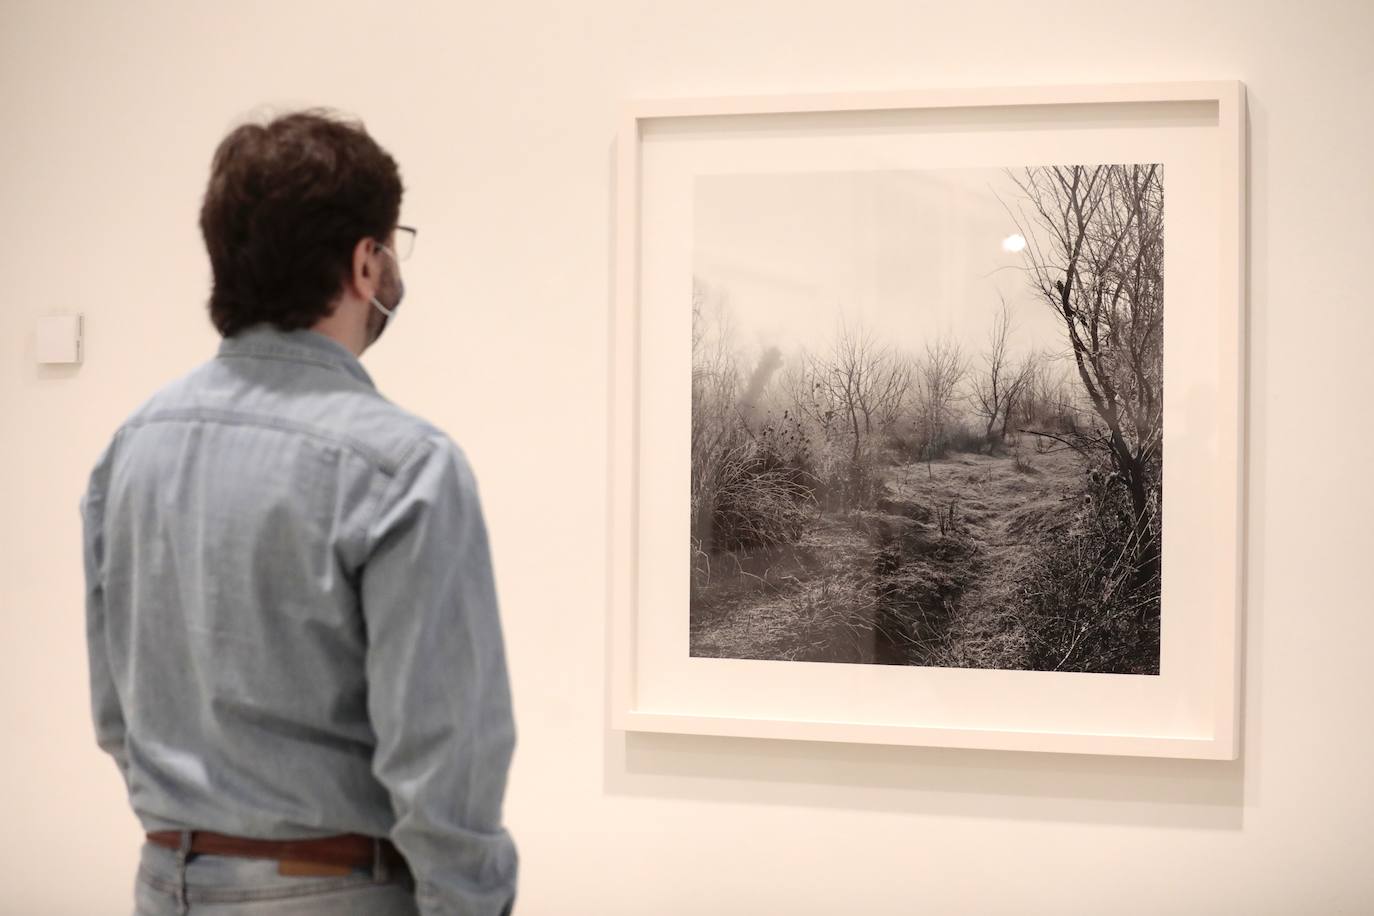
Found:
[80,435,130,784]
[360,434,518,916]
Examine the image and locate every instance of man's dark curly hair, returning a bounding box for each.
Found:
[200,108,403,338]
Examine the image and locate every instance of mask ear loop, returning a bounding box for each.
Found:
[370,243,399,317]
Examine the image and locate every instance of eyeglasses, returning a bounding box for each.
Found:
[390,224,417,261]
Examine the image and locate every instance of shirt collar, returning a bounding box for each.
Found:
[216,322,376,389]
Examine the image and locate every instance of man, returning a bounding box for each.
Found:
[79,109,518,915]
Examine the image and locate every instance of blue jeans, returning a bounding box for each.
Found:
[133,832,419,915]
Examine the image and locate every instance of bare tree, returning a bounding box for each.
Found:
[913,334,967,476]
[969,295,1035,449]
[1008,163,1164,586]
[807,316,911,461]
[1019,354,1083,434]
[869,350,916,433]
[780,351,834,435]
[1000,353,1038,443]
[1016,352,1058,429]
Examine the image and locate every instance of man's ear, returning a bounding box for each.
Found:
[347,236,380,300]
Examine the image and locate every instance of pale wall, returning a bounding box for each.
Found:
[1,1,1370,913]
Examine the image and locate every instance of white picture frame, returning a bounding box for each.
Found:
[608,81,1247,759]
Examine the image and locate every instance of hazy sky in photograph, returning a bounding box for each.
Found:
[693,168,1070,368]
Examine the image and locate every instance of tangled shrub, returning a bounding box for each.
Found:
[1014,452,1161,674]
[693,411,818,559]
[710,428,815,552]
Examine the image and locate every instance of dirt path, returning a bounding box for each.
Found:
[882,447,1083,667]
[690,445,1086,667]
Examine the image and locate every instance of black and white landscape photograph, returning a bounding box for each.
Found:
[690,163,1164,675]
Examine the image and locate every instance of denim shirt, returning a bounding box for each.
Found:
[79,322,517,915]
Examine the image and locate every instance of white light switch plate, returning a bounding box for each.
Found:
[37,314,84,364]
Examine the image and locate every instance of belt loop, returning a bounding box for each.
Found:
[173,830,193,915]
[371,837,390,884]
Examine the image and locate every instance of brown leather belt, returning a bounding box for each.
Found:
[146,830,409,878]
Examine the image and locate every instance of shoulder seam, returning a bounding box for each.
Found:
[120,408,411,474]
[361,434,445,550]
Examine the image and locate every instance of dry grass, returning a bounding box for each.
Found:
[691,441,1159,675]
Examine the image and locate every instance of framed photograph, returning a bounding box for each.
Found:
[609,81,1246,759]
